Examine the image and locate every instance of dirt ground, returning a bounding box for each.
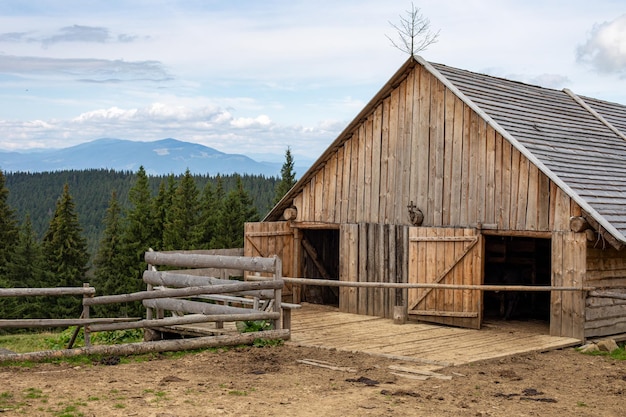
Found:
[1,343,624,417]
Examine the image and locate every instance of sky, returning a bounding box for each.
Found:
[0,0,625,164]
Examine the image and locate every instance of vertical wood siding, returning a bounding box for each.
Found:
[339,223,409,319]
[294,65,577,231]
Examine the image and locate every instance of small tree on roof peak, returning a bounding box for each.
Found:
[386,2,440,56]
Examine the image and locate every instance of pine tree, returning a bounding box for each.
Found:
[42,183,90,318]
[163,169,200,250]
[93,191,141,317]
[196,181,218,249]
[152,175,176,251]
[121,166,157,294]
[273,147,297,204]
[4,215,48,318]
[212,176,259,248]
[0,170,18,278]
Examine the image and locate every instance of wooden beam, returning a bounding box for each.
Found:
[142,270,274,299]
[0,287,95,297]
[582,212,624,250]
[570,216,591,233]
[84,280,283,306]
[143,298,257,316]
[0,330,291,363]
[0,318,137,329]
[145,252,277,273]
[289,222,340,230]
[88,312,280,332]
[248,275,593,291]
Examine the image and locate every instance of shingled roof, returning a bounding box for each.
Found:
[268,56,626,247]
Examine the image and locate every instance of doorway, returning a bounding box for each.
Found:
[300,229,340,306]
[483,236,551,321]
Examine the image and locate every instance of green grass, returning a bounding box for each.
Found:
[579,343,626,360]
[0,328,143,354]
[0,332,57,353]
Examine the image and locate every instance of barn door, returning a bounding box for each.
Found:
[244,222,294,297]
[408,227,483,329]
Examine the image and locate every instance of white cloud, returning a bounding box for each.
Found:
[0,103,342,160]
[577,14,626,77]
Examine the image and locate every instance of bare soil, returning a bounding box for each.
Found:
[1,343,624,416]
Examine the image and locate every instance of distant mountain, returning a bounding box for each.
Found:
[0,138,304,177]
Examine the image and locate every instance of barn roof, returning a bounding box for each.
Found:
[267,56,626,247]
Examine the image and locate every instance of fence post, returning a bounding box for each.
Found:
[82,283,92,347]
[273,256,282,330]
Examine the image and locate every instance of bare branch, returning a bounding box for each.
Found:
[386,2,440,56]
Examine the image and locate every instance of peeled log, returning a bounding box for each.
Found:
[0,329,290,363]
[570,216,591,233]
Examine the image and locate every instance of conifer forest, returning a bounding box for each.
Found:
[0,154,297,320]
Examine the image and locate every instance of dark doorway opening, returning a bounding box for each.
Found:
[483,236,551,321]
[300,229,340,306]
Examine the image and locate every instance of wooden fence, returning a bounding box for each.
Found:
[0,251,291,362]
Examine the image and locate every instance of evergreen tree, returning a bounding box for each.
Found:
[196,180,217,249]
[0,170,18,277]
[42,183,90,318]
[4,215,48,319]
[273,147,297,204]
[163,169,199,250]
[93,191,141,317]
[212,176,259,248]
[121,166,156,294]
[152,175,176,251]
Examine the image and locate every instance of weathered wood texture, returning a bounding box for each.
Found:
[143,270,275,299]
[290,304,580,367]
[145,251,277,273]
[244,222,294,297]
[433,63,626,246]
[407,227,482,329]
[585,245,626,337]
[550,231,587,339]
[338,223,408,319]
[0,330,291,363]
[163,248,244,279]
[0,287,95,297]
[290,64,578,233]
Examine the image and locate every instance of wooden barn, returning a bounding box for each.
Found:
[244,56,626,341]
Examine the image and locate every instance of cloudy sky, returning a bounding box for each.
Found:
[1,0,625,163]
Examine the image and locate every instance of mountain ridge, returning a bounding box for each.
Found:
[0,138,302,177]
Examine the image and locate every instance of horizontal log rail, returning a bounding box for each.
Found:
[145,251,277,273]
[143,270,275,299]
[84,280,284,306]
[246,275,594,292]
[88,312,280,332]
[0,330,291,363]
[0,317,137,328]
[0,287,96,297]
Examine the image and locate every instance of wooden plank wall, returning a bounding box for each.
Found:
[292,64,577,233]
[243,222,294,297]
[550,231,586,339]
[585,245,626,337]
[339,223,409,319]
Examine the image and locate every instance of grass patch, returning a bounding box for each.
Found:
[580,343,626,360]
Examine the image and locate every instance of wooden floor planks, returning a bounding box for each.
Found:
[289,303,581,368]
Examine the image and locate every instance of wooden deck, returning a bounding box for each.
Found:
[288,303,581,369]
